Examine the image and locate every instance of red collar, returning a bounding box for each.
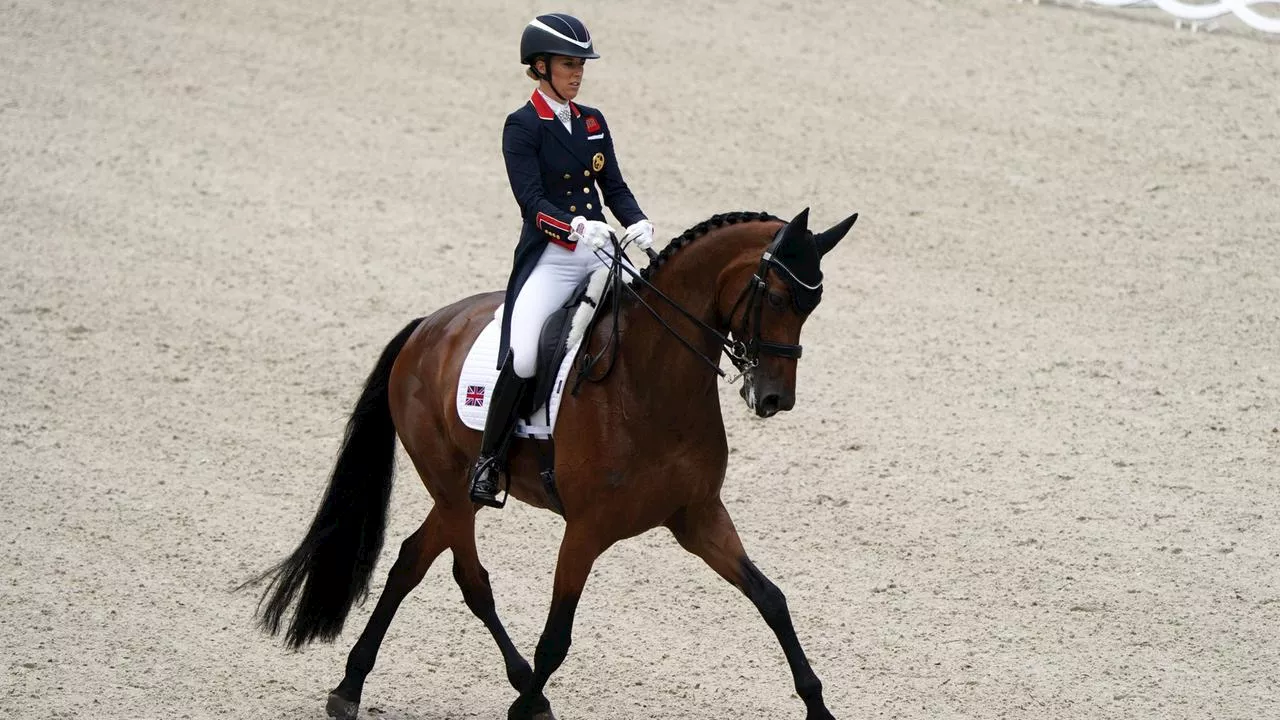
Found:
[530,90,581,121]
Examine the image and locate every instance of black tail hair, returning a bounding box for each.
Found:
[247,317,425,648]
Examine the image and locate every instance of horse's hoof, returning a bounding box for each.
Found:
[532,711,557,720]
[326,692,360,720]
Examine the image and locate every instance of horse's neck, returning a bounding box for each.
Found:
[615,232,759,413]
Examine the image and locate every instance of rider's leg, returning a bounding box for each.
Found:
[469,244,582,507]
[468,353,528,507]
[506,249,579,379]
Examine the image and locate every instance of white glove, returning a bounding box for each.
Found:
[570,216,614,250]
[622,219,655,250]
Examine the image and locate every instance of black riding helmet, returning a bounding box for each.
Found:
[520,14,599,102]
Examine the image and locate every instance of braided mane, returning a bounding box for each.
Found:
[638,211,782,282]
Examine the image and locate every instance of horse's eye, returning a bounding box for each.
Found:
[767,292,786,310]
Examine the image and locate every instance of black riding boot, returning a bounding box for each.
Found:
[469,357,529,508]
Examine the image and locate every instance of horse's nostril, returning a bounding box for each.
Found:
[760,394,780,415]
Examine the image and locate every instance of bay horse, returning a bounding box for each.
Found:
[250,208,857,720]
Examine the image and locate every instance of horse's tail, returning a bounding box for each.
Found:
[250,317,425,648]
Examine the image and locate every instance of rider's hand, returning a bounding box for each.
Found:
[570,217,614,250]
[622,219,655,250]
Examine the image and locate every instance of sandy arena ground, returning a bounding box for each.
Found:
[3,1,1278,718]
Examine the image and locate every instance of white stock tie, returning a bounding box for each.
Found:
[557,106,572,132]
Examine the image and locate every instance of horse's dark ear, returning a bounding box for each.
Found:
[813,213,858,257]
[778,207,810,248]
[790,207,810,234]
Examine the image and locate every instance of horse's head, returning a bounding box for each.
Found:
[721,208,857,418]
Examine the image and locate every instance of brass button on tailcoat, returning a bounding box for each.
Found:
[569,205,576,212]
[583,187,590,194]
[586,203,593,210]
[563,173,571,179]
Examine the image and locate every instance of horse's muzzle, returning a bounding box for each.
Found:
[741,382,794,418]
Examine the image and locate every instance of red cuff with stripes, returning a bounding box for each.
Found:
[537,212,575,249]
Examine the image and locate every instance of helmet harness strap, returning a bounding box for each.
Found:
[533,54,570,104]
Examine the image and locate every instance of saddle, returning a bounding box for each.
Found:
[455,267,618,438]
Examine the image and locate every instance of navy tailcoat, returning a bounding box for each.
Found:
[498,91,645,367]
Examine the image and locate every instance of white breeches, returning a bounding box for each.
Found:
[508,240,633,379]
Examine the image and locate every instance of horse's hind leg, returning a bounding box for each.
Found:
[667,500,835,720]
[326,507,449,720]
[449,511,555,718]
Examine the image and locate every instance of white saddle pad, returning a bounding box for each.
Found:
[455,268,611,438]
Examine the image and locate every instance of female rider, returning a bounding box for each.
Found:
[470,13,656,507]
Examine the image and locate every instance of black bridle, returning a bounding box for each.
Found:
[723,229,822,369]
[576,228,818,387]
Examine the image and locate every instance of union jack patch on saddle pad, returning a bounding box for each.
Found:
[464,385,486,407]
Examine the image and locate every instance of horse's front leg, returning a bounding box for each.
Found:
[508,524,605,720]
[667,500,835,720]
